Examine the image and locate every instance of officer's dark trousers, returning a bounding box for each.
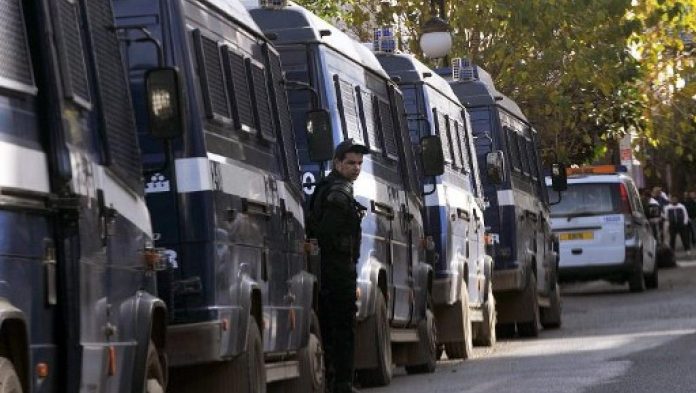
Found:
[669,225,691,251]
[320,262,357,393]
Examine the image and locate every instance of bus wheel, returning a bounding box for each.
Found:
[232,319,266,393]
[289,311,324,393]
[145,340,165,393]
[444,283,473,359]
[357,291,392,387]
[405,305,437,374]
[540,284,562,329]
[0,357,22,393]
[517,275,540,337]
[473,285,497,347]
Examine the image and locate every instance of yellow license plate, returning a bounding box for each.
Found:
[560,231,594,241]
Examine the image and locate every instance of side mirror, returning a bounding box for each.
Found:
[551,162,568,192]
[145,67,185,139]
[420,135,445,177]
[306,109,334,162]
[486,150,506,184]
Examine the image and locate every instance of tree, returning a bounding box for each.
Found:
[294,0,695,167]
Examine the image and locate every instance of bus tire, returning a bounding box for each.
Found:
[444,283,473,359]
[405,305,437,374]
[357,291,392,387]
[473,285,496,347]
[517,275,540,337]
[289,311,324,393]
[231,319,266,393]
[145,340,165,393]
[540,284,562,329]
[0,357,22,393]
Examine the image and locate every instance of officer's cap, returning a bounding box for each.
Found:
[333,138,370,160]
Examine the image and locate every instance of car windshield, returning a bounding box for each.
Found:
[548,183,621,217]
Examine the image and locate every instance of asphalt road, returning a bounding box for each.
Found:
[366,256,696,393]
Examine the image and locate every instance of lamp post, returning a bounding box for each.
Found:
[419,0,452,60]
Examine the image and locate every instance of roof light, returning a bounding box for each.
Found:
[451,58,475,81]
[373,26,396,53]
[566,165,627,175]
[260,0,287,9]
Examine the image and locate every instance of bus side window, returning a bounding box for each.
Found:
[445,114,462,169]
[266,46,301,188]
[517,133,530,177]
[333,75,364,143]
[454,119,471,174]
[246,59,276,142]
[356,87,382,154]
[505,126,521,173]
[433,108,452,166]
[55,0,91,107]
[376,98,398,161]
[191,29,232,123]
[222,46,256,134]
[527,138,539,181]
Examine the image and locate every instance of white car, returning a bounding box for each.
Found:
[546,166,658,292]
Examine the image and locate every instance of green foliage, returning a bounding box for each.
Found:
[292,0,695,168]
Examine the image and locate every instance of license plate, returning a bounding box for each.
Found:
[560,231,594,241]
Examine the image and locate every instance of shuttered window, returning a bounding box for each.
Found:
[455,120,471,173]
[84,0,142,191]
[223,47,255,133]
[56,0,90,106]
[333,76,363,143]
[505,127,521,172]
[267,48,301,188]
[0,0,36,94]
[357,87,380,152]
[377,99,398,159]
[447,116,463,169]
[192,30,230,120]
[247,61,275,142]
[434,108,451,165]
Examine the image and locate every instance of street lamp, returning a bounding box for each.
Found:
[419,0,452,59]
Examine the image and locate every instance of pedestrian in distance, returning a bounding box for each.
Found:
[683,191,696,244]
[664,195,691,253]
[307,139,369,393]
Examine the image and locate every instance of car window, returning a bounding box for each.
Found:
[548,183,621,217]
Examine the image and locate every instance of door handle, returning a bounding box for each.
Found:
[242,198,271,219]
[371,200,395,220]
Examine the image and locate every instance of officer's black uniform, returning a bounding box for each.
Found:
[308,169,364,393]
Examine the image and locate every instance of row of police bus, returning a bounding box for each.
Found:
[0,0,567,391]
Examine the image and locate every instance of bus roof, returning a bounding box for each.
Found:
[376,53,462,105]
[207,0,265,36]
[435,65,528,122]
[244,1,389,79]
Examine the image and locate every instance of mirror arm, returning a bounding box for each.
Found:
[423,179,437,196]
[113,25,164,67]
[548,190,563,206]
[282,79,320,108]
[143,140,173,176]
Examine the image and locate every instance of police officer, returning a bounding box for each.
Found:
[308,139,368,393]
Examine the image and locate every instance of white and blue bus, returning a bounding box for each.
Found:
[114,0,323,391]
[248,2,445,386]
[439,60,562,337]
[376,51,496,359]
[0,0,168,391]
